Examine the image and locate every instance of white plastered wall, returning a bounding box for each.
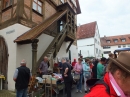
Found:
[0,24,30,91]
[77,38,94,58]
[56,42,78,62]
[94,25,102,58]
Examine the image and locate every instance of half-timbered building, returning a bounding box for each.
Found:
[0,0,81,91]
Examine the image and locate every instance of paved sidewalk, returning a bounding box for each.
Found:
[0,90,16,97]
[59,85,86,97]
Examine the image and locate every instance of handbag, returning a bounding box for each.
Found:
[74,74,80,81]
[85,73,91,79]
[73,63,80,81]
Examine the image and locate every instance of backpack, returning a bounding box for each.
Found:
[86,78,110,95]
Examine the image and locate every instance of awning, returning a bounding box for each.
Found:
[14,10,67,44]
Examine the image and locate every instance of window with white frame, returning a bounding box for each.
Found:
[33,0,42,14]
[123,45,126,48]
[121,39,126,42]
[114,39,118,43]
[104,51,111,54]
[103,46,111,49]
[106,40,111,43]
[99,50,101,55]
[98,41,100,45]
[118,45,121,48]
[60,0,64,3]
[96,48,98,54]
[128,45,130,47]
[95,38,97,43]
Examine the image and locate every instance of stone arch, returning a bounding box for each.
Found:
[0,35,8,89]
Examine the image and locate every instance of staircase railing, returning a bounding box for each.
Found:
[36,23,67,67]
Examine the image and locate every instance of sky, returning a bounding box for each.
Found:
[77,0,130,37]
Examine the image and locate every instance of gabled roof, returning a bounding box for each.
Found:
[100,34,130,46]
[14,10,67,44]
[77,21,97,40]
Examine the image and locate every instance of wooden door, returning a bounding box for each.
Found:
[0,36,8,89]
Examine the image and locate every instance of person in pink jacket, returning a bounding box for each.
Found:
[74,58,83,93]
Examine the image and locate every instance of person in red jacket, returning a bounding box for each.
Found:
[72,58,77,68]
[84,52,130,97]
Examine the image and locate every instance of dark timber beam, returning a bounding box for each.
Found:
[66,40,74,53]
[32,39,39,75]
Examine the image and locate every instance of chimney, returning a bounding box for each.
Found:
[104,35,107,40]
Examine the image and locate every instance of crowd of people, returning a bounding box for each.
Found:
[13,51,130,97]
[58,52,130,97]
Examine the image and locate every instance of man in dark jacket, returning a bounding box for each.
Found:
[92,59,99,78]
[62,58,73,97]
[13,59,31,97]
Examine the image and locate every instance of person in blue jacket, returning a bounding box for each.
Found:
[83,58,91,93]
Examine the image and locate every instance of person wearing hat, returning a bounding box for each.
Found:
[84,52,130,97]
[13,59,31,97]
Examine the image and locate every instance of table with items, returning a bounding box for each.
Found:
[36,73,65,97]
[0,75,5,90]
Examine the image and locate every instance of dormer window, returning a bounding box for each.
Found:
[106,40,111,43]
[114,39,118,43]
[3,0,12,9]
[121,39,126,42]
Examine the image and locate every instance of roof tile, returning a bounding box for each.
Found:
[77,21,97,39]
[101,34,130,46]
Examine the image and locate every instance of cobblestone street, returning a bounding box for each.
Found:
[0,90,15,97]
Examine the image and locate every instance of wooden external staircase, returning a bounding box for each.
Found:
[37,23,67,68]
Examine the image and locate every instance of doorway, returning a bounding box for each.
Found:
[0,36,8,89]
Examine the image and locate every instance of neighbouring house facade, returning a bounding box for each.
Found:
[77,21,102,59]
[100,34,130,58]
[0,0,81,91]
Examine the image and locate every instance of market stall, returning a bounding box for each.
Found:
[28,73,65,97]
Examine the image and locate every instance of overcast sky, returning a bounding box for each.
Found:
[77,0,130,37]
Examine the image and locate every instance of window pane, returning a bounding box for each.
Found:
[38,6,42,13]
[5,2,8,7]
[118,45,121,48]
[61,0,64,3]
[10,0,13,5]
[38,1,42,6]
[104,51,111,54]
[34,0,37,2]
[33,2,37,10]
